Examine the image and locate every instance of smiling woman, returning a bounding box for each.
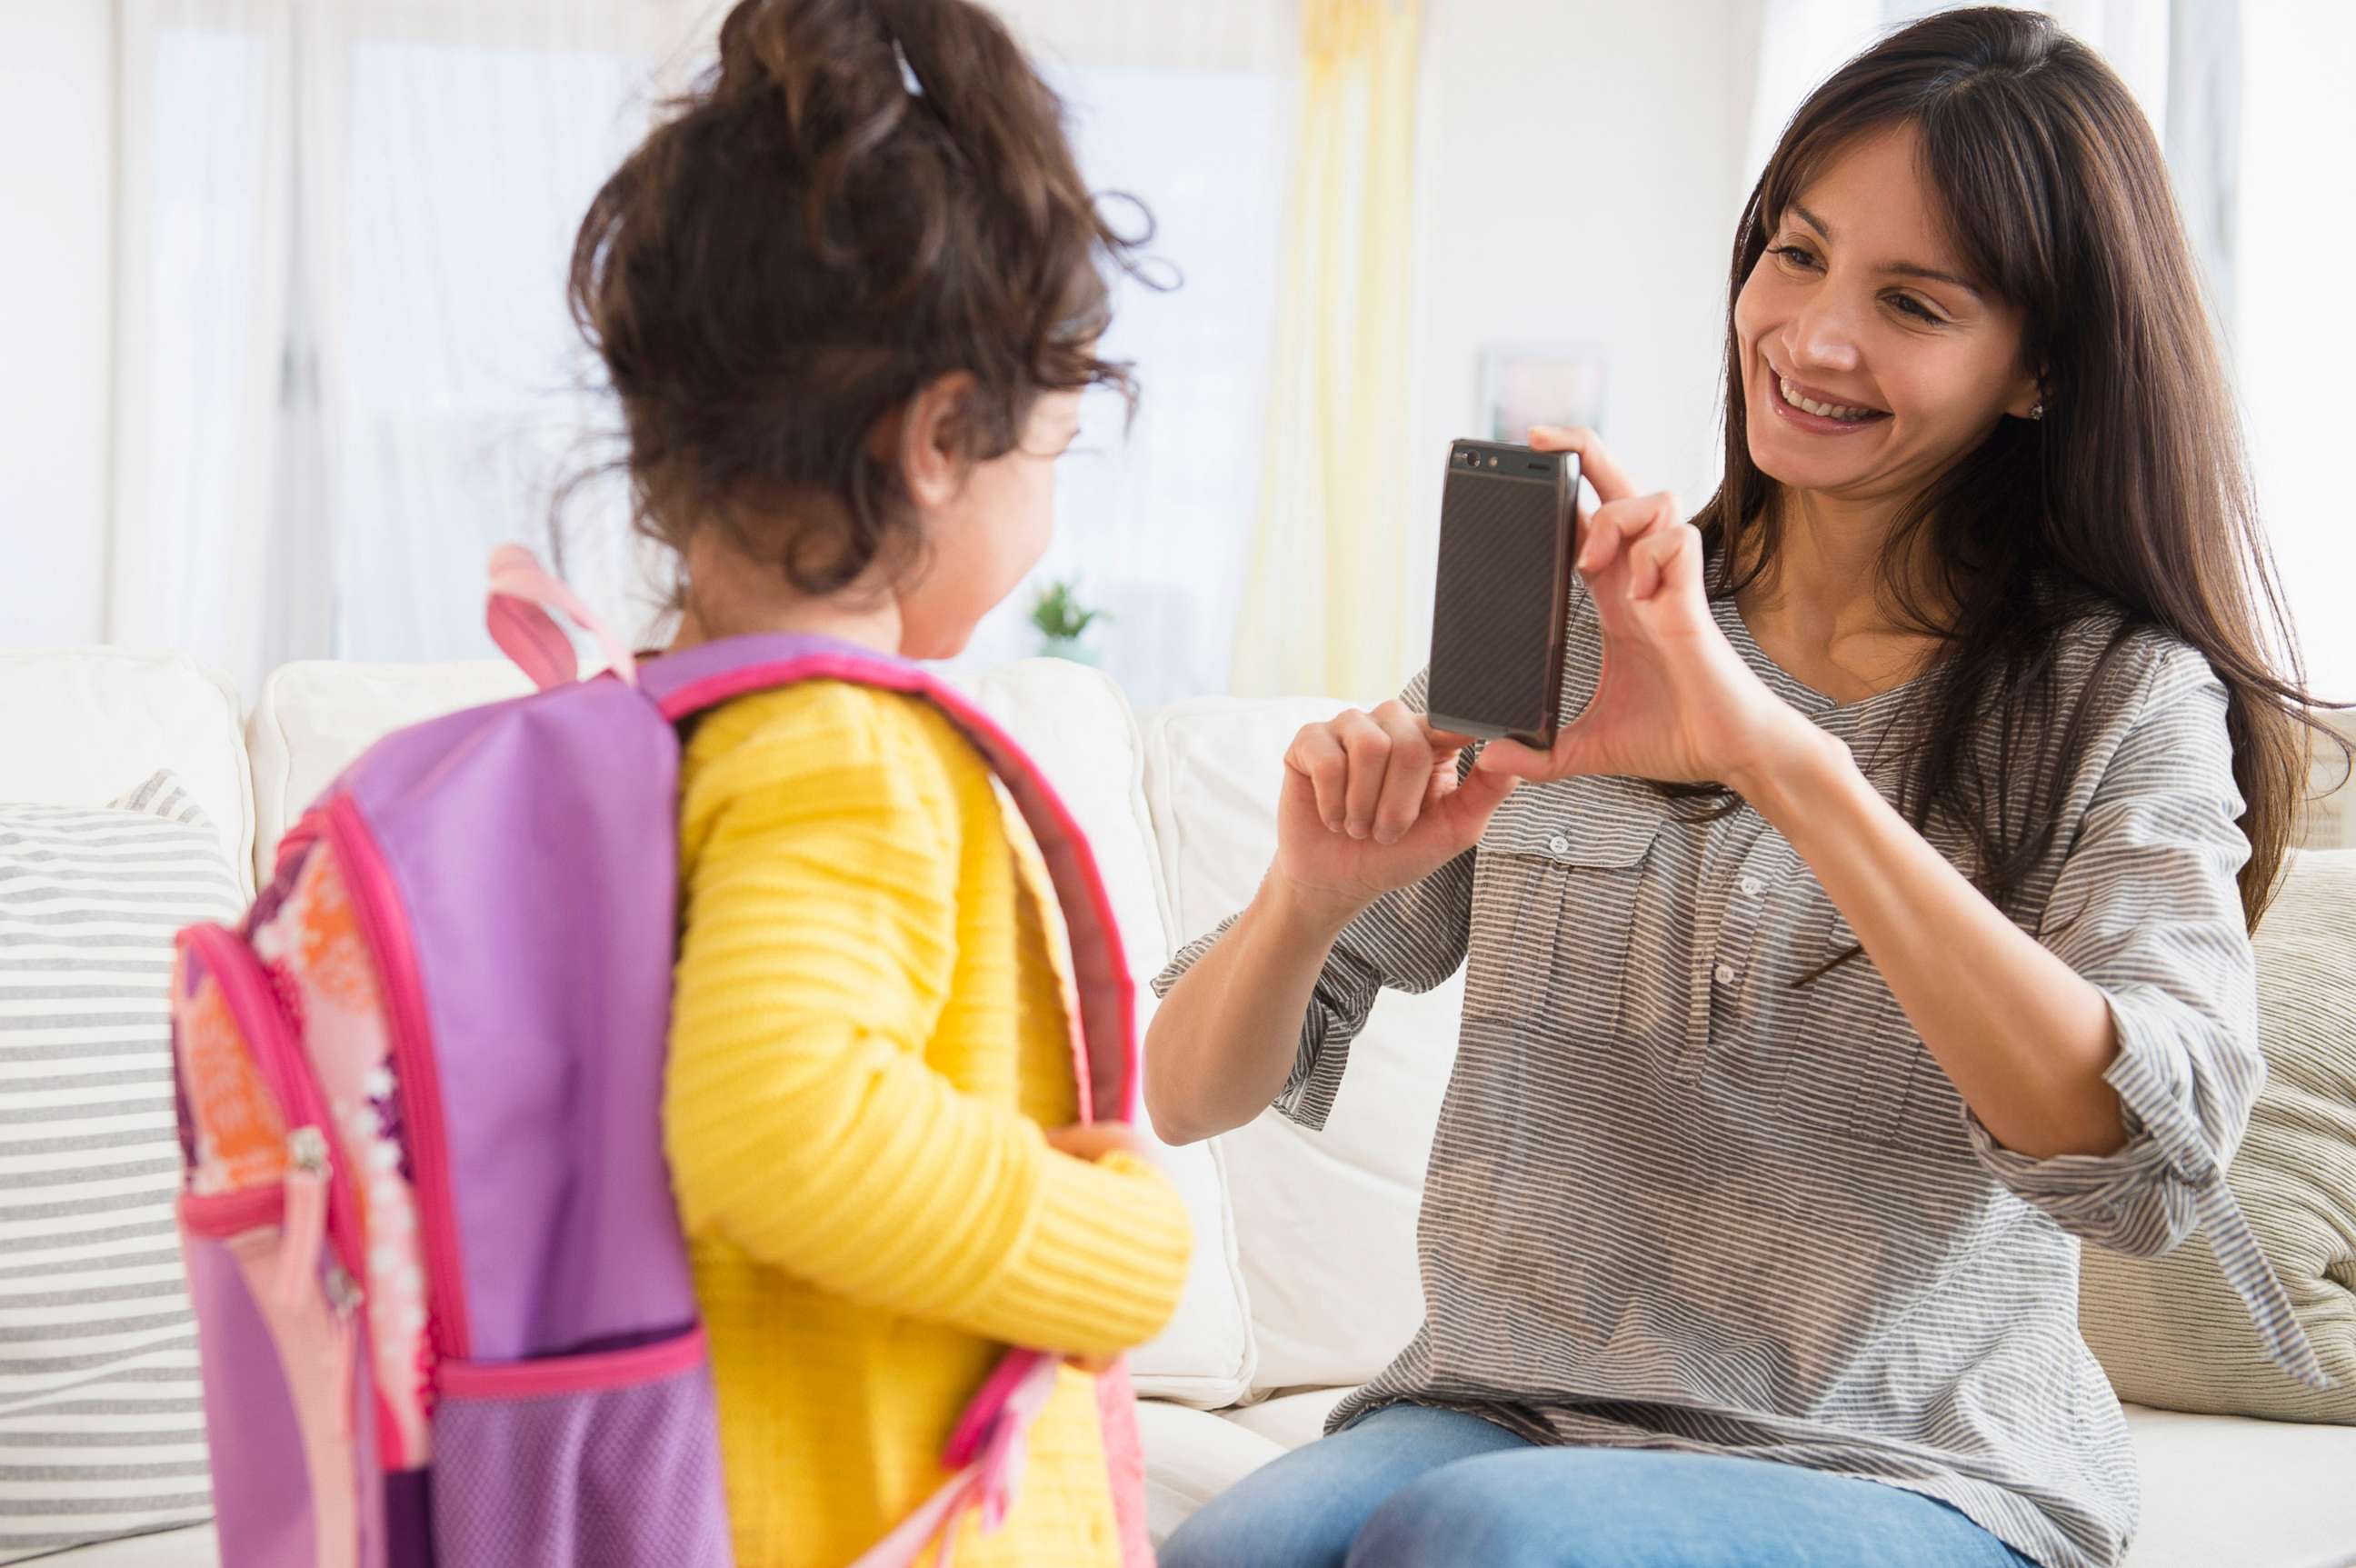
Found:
[1144,9,2342,1568]
[1705,15,2328,929]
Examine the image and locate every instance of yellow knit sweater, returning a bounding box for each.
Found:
[664,680,1192,1568]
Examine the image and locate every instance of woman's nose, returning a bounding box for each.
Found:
[1782,292,1864,375]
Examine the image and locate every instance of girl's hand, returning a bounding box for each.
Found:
[1042,1122,1152,1373]
[1043,1121,1154,1164]
[1275,703,1517,924]
[1477,427,1807,790]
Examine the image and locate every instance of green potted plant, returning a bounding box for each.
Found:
[1029,578,1110,665]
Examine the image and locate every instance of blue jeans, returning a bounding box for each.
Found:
[1159,1403,2041,1568]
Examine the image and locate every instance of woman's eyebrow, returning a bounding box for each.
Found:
[1792,202,1984,298]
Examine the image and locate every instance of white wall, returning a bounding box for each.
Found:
[0,1,113,647]
[2237,0,2356,704]
[1402,0,1758,646]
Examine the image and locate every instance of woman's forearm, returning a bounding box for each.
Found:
[1729,724,2126,1160]
[1143,871,1359,1145]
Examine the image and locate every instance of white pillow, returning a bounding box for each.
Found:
[0,650,252,893]
[951,662,1257,1405]
[1143,697,1457,1394]
[0,774,241,1563]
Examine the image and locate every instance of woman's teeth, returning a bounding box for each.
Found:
[1780,375,1881,422]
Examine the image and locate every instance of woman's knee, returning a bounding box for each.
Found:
[1163,1405,1526,1568]
[1157,1450,1380,1568]
[1342,1453,1565,1568]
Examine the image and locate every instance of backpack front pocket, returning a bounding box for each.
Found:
[428,1326,731,1567]
[173,936,365,1568]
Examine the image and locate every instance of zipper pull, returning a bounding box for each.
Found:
[275,1126,331,1312]
[324,1270,359,1440]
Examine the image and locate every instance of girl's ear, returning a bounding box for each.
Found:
[886,372,979,510]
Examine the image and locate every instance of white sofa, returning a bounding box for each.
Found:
[5,646,2352,1568]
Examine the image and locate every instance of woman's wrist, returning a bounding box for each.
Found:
[1258,866,1366,945]
[1723,713,1858,825]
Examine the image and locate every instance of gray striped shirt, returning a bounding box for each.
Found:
[1154,581,2310,1568]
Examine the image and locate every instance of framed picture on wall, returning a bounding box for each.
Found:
[1479,343,1609,444]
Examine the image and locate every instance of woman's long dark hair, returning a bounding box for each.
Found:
[1699,5,2343,929]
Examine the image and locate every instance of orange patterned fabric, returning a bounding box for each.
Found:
[176,962,287,1195]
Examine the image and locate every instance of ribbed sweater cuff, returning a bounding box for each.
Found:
[983,1150,1193,1357]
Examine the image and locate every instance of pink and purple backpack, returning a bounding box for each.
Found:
[168,549,1154,1567]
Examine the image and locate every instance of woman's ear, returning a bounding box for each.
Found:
[2004,363,2048,422]
[888,372,979,510]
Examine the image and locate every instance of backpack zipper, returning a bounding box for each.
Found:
[324,794,472,1361]
[179,925,364,1301]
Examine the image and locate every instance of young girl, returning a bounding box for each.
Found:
[565,3,1192,1563]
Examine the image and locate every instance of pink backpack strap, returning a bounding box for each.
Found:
[484,545,640,691]
[644,638,1139,1124]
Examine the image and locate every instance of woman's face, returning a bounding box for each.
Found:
[1734,125,2042,512]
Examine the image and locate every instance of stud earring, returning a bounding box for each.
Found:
[2029,403,2046,421]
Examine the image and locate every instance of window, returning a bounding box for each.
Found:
[2237,1,2356,704]
[946,63,1291,706]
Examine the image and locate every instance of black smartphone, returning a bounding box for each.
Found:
[1424,439,1581,748]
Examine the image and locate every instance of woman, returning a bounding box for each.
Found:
[1144,10,2338,1568]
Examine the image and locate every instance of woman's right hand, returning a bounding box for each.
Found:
[1274,701,1517,924]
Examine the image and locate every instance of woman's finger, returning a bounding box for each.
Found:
[1333,708,1393,839]
[1577,492,1679,576]
[1527,424,1637,505]
[1629,521,1701,601]
[1285,723,1350,832]
[1368,704,1433,844]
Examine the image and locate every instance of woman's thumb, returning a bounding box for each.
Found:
[1441,752,1517,834]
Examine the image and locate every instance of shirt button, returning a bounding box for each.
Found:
[1740,874,1764,897]
[1548,833,1570,855]
[1713,963,1738,986]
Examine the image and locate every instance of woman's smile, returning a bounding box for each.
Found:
[1762,358,1892,434]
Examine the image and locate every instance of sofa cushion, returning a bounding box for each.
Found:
[1134,1399,1285,1548]
[246,655,1257,1406]
[1143,697,1457,1393]
[0,776,239,1563]
[2300,713,2354,850]
[0,651,252,893]
[2124,1404,2356,1568]
[245,660,533,883]
[2079,847,2356,1422]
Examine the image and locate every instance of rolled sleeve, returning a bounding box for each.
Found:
[1969,642,2262,1255]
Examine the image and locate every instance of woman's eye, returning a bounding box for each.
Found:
[1889,294,1944,324]
[1774,244,1819,269]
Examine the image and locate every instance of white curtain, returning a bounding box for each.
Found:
[112,0,1295,707]
[114,0,711,694]
[942,3,1298,708]
[113,1,301,694]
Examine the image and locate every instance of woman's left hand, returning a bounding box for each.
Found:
[1477,429,1808,792]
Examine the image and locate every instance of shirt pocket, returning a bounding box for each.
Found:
[1465,779,1662,1043]
[1779,898,1953,1150]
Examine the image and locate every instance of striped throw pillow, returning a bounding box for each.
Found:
[2,774,240,1563]
[2079,847,2356,1421]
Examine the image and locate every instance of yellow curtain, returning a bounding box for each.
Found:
[1229,0,1424,700]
